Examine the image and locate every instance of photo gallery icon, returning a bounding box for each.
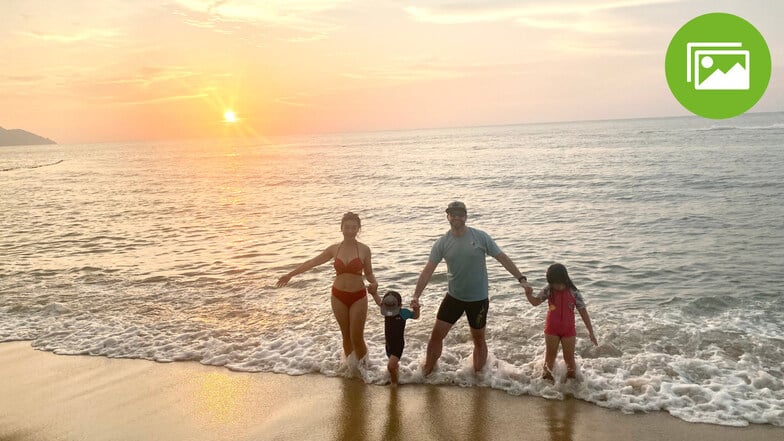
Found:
[686,42,750,90]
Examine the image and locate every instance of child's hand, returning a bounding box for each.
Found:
[521,282,533,296]
[412,302,421,319]
[589,333,598,346]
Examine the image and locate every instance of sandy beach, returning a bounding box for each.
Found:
[0,342,780,441]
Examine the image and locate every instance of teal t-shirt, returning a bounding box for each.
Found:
[399,308,414,320]
[428,227,502,302]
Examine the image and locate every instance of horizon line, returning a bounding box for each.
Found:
[12,110,783,146]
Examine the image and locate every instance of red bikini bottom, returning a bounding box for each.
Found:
[331,286,367,307]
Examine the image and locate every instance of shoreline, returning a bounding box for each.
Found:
[1,341,781,441]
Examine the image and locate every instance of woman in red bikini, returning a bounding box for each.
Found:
[523,263,598,381]
[276,212,380,363]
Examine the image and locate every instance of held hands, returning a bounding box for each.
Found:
[410,297,420,310]
[367,282,380,305]
[520,281,533,296]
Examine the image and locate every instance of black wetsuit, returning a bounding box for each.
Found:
[385,308,414,358]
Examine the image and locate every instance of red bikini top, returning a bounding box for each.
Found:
[334,242,363,275]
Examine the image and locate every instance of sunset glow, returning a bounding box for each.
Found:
[1,1,781,144]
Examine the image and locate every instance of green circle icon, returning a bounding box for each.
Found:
[665,13,771,119]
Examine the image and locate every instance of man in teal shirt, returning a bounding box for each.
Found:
[411,201,533,375]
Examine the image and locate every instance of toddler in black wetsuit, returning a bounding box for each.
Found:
[381,291,420,385]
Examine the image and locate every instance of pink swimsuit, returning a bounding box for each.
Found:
[544,288,578,338]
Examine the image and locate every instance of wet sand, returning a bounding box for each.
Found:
[0,341,780,440]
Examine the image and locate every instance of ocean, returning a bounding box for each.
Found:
[2,112,783,427]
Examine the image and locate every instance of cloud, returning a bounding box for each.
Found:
[18,28,122,43]
[272,59,484,108]
[170,0,348,41]
[310,57,531,96]
[341,60,471,83]
[274,92,315,107]
[549,40,657,56]
[72,65,233,108]
[173,0,348,20]
[111,93,211,106]
[403,0,683,29]
[96,66,205,88]
[0,74,46,84]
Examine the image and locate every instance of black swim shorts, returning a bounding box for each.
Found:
[436,293,489,329]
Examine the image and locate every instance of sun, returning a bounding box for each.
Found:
[223,110,237,123]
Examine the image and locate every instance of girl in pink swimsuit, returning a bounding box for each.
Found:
[524,263,598,381]
[276,212,381,363]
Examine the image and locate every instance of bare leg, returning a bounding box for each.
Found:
[388,355,400,385]
[469,326,487,373]
[424,319,452,376]
[561,336,577,379]
[348,296,369,361]
[331,296,352,357]
[543,334,561,381]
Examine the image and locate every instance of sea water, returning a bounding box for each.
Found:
[1,113,783,426]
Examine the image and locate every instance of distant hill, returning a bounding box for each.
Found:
[0,127,57,146]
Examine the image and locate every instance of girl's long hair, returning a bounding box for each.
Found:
[546,263,578,290]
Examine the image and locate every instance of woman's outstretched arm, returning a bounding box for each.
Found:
[276,246,334,287]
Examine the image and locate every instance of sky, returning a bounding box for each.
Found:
[1,0,782,144]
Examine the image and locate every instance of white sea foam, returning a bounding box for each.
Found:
[2,114,784,427]
[6,297,781,426]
